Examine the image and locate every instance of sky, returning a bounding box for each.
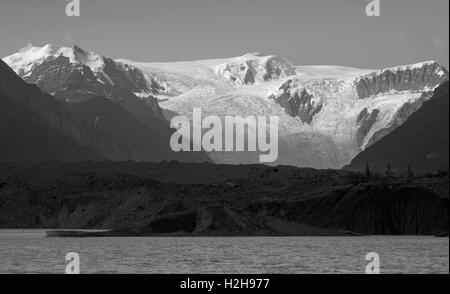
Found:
[0,0,448,69]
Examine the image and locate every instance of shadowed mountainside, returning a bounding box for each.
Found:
[0,162,447,236]
[346,82,449,173]
[0,60,210,163]
[0,91,98,161]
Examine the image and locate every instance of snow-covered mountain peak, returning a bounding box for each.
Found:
[241,52,265,58]
[386,60,441,71]
[3,44,108,77]
[71,45,106,73]
[354,61,448,99]
[2,44,163,115]
[214,53,296,86]
[358,60,447,79]
[3,44,449,169]
[120,56,447,168]
[4,44,67,76]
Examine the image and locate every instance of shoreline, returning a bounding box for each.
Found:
[44,229,365,238]
[1,229,447,238]
[0,229,443,238]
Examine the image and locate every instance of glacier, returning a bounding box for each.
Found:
[3,46,449,168]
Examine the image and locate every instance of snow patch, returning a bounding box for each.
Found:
[3,44,114,85]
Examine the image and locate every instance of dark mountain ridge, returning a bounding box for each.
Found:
[0,60,209,163]
[346,81,449,173]
[0,162,447,236]
[0,90,97,161]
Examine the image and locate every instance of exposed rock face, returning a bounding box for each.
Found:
[150,210,198,234]
[356,108,380,147]
[351,62,448,150]
[0,60,117,159]
[4,46,449,169]
[194,206,256,236]
[104,58,164,94]
[2,45,213,163]
[355,62,448,99]
[3,45,165,123]
[262,56,296,81]
[0,162,447,236]
[248,186,449,235]
[0,60,210,163]
[364,94,429,148]
[346,82,449,173]
[216,54,296,86]
[270,79,322,123]
[216,61,256,86]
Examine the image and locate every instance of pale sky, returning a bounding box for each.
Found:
[0,0,448,68]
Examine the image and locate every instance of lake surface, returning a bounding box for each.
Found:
[0,230,448,274]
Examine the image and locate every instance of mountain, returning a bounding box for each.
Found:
[4,46,449,168]
[2,45,210,163]
[345,82,449,173]
[66,96,195,162]
[0,89,98,162]
[118,53,449,168]
[0,59,209,163]
[3,44,164,128]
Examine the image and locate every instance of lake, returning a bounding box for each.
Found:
[0,230,448,274]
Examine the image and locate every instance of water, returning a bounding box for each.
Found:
[0,230,448,274]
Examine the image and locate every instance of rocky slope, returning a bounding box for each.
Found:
[215,53,296,86]
[269,79,322,124]
[3,44,164,127]
[355,62,446,98]
[0,90,97,161]
[3,46,449,168]
[346,82,449,173]
[0,162,447,236]
[118,53,448,168]
[0,60,209,163]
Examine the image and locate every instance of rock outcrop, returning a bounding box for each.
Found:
[355,61,448,99]
[4,46,449,169]
[6,45,165,122]
[347,82,449,173]
[270,79,322,124]
[216,54,296,86]
[355,108,380,147]
[0,162,447,236]
[0,60,210,163]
